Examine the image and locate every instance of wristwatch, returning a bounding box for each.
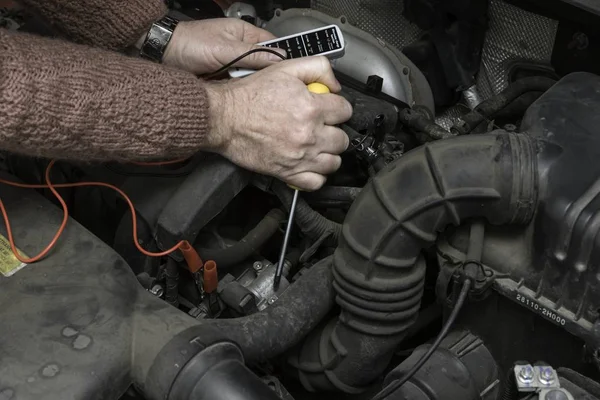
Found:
[140,15,179,63]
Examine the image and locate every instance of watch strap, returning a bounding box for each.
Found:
[140,15,179,63]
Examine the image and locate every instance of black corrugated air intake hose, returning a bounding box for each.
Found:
[291,132,539,392]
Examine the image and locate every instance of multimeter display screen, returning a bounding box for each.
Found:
[264,27,342,59]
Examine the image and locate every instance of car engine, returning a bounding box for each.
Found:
[3,1,600,400]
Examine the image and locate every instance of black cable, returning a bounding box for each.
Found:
[371,279,472,400]
[204,48,287,79]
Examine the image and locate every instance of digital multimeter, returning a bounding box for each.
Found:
[229,24,346,78]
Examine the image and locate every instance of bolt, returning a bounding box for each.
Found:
[268,296,278,305]
[253,262,263,272]
[518,366,534,383]
[539,367,555,385]
[150,284,164,298]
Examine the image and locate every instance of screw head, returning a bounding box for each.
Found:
[519,366,534,382]
[268,296,278,305]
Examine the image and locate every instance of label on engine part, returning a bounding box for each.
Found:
[515,293,567,326]
[0,233,27,277]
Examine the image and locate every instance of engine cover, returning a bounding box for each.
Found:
[439,72,600,350]
[0,174,198,400]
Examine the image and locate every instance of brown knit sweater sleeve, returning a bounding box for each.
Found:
[19,0,167,50]
[0,29,211,161]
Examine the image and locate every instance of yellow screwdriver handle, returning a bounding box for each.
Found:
[288,83,332,192]
[307,82,331,94]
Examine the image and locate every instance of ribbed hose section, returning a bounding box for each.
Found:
[294,132,538,392]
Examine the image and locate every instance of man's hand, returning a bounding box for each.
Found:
[205,57,353,191]
[162,18,286,75]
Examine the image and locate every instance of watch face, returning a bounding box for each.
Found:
[141,17,178,62]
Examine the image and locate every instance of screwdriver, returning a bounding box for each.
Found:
[273,82,331,290]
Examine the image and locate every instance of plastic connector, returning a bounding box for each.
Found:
[203,260,218,294]
[180,241,203,274]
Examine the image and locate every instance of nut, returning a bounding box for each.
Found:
[253,262,264,272]
[539,367,555,385]
[149,284,164,298]
[518,365,534,383]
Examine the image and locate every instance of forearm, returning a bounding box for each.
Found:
[18,0,166,50]
[0,29,213,162]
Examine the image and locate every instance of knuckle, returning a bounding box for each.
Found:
[301,101,320,120]
[295,128,315,145]
[316,56,331,73]
[286,148,305,162]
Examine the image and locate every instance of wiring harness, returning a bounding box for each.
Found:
[0,160,203,272]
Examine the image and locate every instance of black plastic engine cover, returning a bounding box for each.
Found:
[156,154,250,259]
[440,72,600,349]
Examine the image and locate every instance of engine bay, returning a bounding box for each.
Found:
[4,1,600,400]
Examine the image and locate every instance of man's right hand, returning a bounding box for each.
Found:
[204,56,353,191]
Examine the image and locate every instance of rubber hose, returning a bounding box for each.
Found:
[294,133,539,392]
[209,256,335,362]
[135,257,336,399]
[501,367,518,400]
[272,181,342,243]
[452,77,556,135]
[399,107,453,141]
[197,209,285,269]
[165,258,179,307]
[303,186,362,208]
[501,362,531,400]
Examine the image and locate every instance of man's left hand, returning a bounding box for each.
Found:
[162,18,286,75]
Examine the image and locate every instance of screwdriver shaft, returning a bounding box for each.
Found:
[273,82,330,290]
[274,189,299,289]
